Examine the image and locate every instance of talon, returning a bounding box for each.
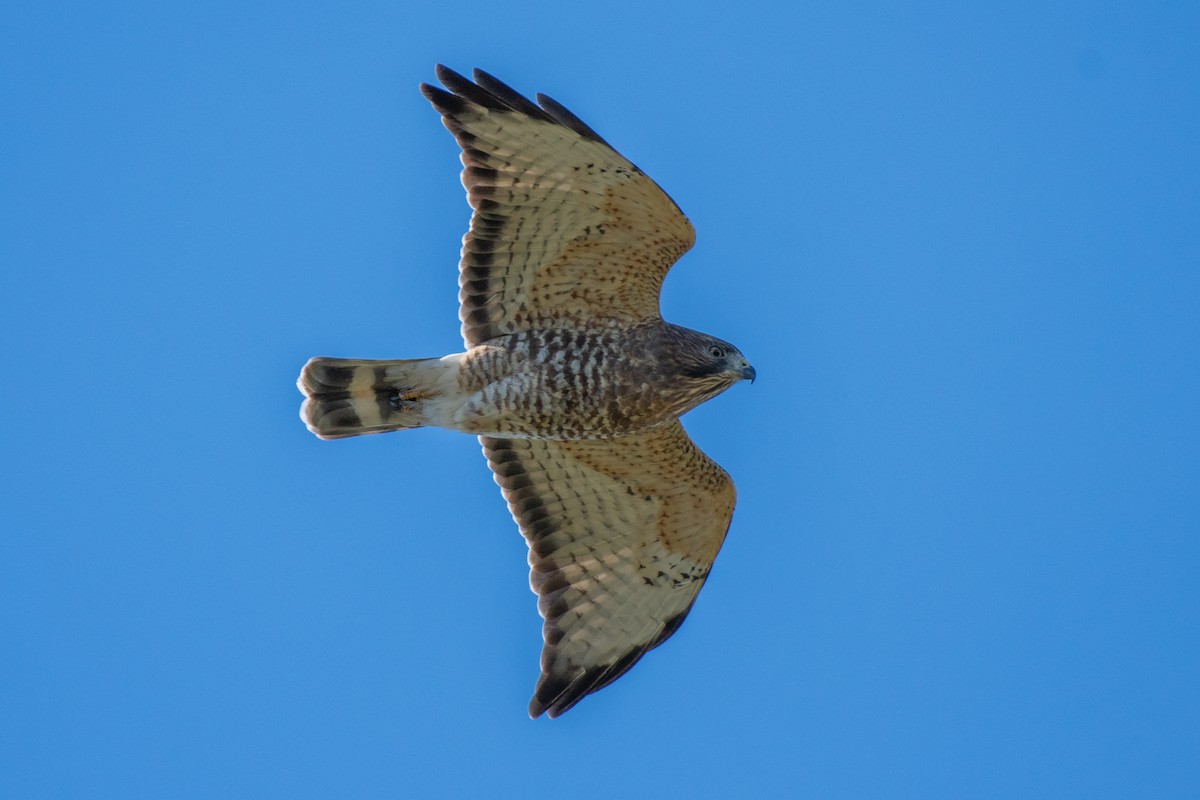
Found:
[387,390,412,410]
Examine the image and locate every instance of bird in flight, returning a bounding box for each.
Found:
[298,65,754,717]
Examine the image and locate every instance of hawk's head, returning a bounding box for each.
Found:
[661,324,755,403]
[681,335,753,386]
[694,338,756,385]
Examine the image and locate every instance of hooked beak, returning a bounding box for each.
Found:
[739,363,756,384]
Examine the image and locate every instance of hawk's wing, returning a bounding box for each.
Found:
[480,422,735,718]
[421,66,696,348]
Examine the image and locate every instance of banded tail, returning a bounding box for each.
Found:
[298,356,445,440]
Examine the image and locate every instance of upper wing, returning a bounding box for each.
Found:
[421,66,696,348]
[480,421,736,718]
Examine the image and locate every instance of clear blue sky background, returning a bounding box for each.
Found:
[3,2,1197,797]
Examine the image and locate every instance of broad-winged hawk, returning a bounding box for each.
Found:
[298,66,754,717]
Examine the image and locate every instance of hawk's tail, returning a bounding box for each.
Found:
[297,356,445,440]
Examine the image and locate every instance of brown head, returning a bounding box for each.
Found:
[652,323,755,418]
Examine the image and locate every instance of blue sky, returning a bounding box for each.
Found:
[3,1,1198,797]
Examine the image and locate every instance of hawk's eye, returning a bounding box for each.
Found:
[708,345,725,359]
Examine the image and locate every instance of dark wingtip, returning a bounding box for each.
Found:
[472,67,556,122]
[434,63,468,87]
[430,64,511,112]
[420,81,467,115]
[533,678,588,719]
[528,628,679,718]
[529,670,589,719]
[423,65,613,148]
[535,92,611,146]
